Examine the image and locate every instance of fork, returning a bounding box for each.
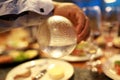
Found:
[32,69,47,80]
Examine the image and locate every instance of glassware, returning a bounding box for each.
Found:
[82,5,101,40]
[101,5,119,48]
[81,5,102,71]
[116,6,120,37]
[34,15,77,58]
[85,37,101,72]
[101,1,120,59]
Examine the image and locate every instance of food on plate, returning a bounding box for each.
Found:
[114,61,120,75]
[0,32,9,53]
[0,55,13,64]
[75,41,89,49]
[0,28,32,50]
[72,49,86,56]
[29,42,39,49]
[8,28,31,41]
[0,28,39,64]
[8,50,38,62]
[24,50,38,59]
[8,50,28,62]
[14,70,31,80]
[95,36,106,48]
[6,28,31,49]
[113,37,120,48]
[71,41,88,56]
[7,40,29,49]
[0,45,6,54]
[87,42,97,54]
[71,41,97,56]
[48,64,65,80]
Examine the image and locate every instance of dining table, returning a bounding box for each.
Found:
[1,47,119,80]
[0,27,120,80]
[0,58,112,80]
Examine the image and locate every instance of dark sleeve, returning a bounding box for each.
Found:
[0,0,54,33]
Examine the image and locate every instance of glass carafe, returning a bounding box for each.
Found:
[34,15,77,58]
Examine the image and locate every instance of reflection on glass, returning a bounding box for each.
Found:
[83,6,101,40]
[101,5,119,47]
[34,16,77,58]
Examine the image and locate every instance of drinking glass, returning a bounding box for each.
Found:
[82,6,102,71]
[85,37,101,72]
[101,6,119,48]
[82,6,101,41]
[34,15,77,58]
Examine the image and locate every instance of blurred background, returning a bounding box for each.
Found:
[53,0,120,38]
[0,1,120,80]
[0,0,120,64]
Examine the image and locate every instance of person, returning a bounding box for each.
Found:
[0,0,90,43]
[53,2,90,42]
[0,0,90,63]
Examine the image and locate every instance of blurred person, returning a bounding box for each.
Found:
[0,0,90,43]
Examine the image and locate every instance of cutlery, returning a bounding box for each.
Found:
[32,69,47,80]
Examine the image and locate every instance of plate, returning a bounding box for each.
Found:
[102,54,120,80]
[0,28,40,64]
[6,59,74,80]
[0,49,39,64]
[61,48,103,62]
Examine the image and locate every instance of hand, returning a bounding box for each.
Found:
[53,2,90,43]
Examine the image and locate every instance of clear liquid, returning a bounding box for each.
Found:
[35,15,77,58]
[41,43,76,58]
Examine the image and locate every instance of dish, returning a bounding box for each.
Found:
[0,49,39,64]
[61,48,103,62]
[0,28,40,64]
[102,54,120,80]
[113,37,120,48]
[6,59,74,80]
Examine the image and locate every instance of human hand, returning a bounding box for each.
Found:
[53,2,90,43]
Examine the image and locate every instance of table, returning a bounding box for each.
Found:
[0,45,119,80]
[0,63,112,80]
[0,56,112,80]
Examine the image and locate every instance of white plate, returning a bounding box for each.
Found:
[61,48,103,62]
[102,54,120,80]
[6,59,74,80]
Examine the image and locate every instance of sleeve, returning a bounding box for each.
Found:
[0,0,54,16]
[0,0,54,32]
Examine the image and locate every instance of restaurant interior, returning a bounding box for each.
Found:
[0,0,120,80]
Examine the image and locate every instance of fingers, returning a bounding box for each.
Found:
[53,2,90,43]
[77,16,90,42]
[71,7,90,42]
[75,12,86,35]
